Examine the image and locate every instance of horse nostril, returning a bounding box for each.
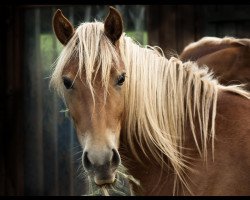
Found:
[111,149,121,168]
[83,151,92,170]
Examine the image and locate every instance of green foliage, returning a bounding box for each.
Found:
[40,34,63,75]
[126,31,148,45]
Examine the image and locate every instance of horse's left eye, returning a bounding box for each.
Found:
[62,76,73,89]
[117,73,126,86]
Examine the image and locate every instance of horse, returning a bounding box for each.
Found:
[180,36,250,91]
[50,7,250,195]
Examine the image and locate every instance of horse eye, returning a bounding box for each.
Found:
[62,76,73,89]
[117,73,126,86]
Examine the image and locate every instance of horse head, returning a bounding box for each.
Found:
[52,7,125,186]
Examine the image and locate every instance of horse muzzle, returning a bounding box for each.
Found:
[93,168,116,185]
[83,148,121,185]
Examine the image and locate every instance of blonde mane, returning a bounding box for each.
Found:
[50,21,250,195]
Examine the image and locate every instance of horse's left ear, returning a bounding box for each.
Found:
[52,9,75,45]
[104,6,123,44]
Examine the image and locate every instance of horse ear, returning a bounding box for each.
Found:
[52,9,75,45]
[104,6,123,44]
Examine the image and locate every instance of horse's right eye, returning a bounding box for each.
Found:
[62,76,73,89]
[116,73,126,86]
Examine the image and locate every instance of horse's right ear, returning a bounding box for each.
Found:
[52,9,75,45]
[104,6,123,44]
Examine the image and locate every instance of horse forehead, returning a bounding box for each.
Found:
[62,59,79,76]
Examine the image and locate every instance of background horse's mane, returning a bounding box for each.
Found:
[50,21,250,194]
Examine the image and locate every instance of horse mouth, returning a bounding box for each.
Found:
[94,173,116,185]
[87,165,140,196]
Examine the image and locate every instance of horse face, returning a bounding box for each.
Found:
[63,59,125,185]
[53,7,125,185]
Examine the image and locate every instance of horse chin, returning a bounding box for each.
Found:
[94,173,116,186]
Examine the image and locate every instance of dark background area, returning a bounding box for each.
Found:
[1,4,250,195]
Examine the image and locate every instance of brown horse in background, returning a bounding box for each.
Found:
[180,37,250,91]
[50,7,250,195]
